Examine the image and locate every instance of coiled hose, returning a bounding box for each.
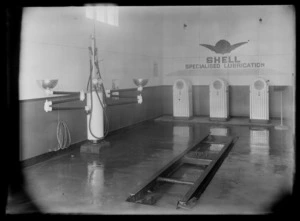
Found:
[56,121,71,150]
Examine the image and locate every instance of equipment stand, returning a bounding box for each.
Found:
[80,140,110,154]
[275,89,288,130]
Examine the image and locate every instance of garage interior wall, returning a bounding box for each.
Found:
[161,5,295,119]
[19,7,164,160]
[19,6,295,161]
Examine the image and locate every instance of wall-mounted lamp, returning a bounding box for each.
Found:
[37,79,58,95]
[133,78,149,91]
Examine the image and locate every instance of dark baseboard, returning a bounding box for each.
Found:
[21,140,87,168]
[249,119,270,124]
[20,115,163,168]
[209,117,230,122]
[173,116,193,120]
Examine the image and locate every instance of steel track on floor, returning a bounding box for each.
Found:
[126,133,238,209]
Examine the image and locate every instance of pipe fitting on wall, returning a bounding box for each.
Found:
[111,91,119,97]
[137,86,143,92]
[85,105,91,114]
[45,89,53,96]
[105,89,111,98]
[80,90,85,101]
[44,100,53,112]
[137,95,143,104]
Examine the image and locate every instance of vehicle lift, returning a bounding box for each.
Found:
[126,133,238,209]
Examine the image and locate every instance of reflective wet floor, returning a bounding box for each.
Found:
[7,119,294,214]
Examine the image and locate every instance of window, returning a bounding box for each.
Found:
[86,5,119,27]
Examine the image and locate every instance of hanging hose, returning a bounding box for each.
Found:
[86,43,110,140]
[94,48,110,137]
[56,121,71,150]
[87,83,110,140]
[94,85,110,137]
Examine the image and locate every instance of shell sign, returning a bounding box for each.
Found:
[185,39,265,69]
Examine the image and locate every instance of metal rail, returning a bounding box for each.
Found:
[126,134,237,209]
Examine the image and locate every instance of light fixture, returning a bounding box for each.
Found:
[37,79,58,90]
[133,78,148,90]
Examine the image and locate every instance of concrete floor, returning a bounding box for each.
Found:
[7,118,294,214]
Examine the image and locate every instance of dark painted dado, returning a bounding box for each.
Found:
[19,86,163,161]
[162,85,288,118]
[193,86,210,116]
[106,86,163,131]
[229,86,250,117]
[19,85,292,162]
[19,98,87,161]
[281,86,295,131]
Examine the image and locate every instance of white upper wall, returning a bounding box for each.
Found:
[19,5,295,100]
[19,6,164,100]
[162,5,295,85]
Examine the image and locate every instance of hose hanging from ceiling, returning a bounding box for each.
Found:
[86,34,110,140]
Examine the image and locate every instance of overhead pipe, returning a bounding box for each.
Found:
[44,100,87,112]
[44,91,86,112]
[109,94,143,104]
[51,91,85,104]
[52,91,81,95]
[110,95,138,99]
[106,89,143,103]
[107,100,138,106]
[45,89,85,98]
[109,88,137,93]
[51,106,86,111]
[107,89,143,95]
[50,96,81,105]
